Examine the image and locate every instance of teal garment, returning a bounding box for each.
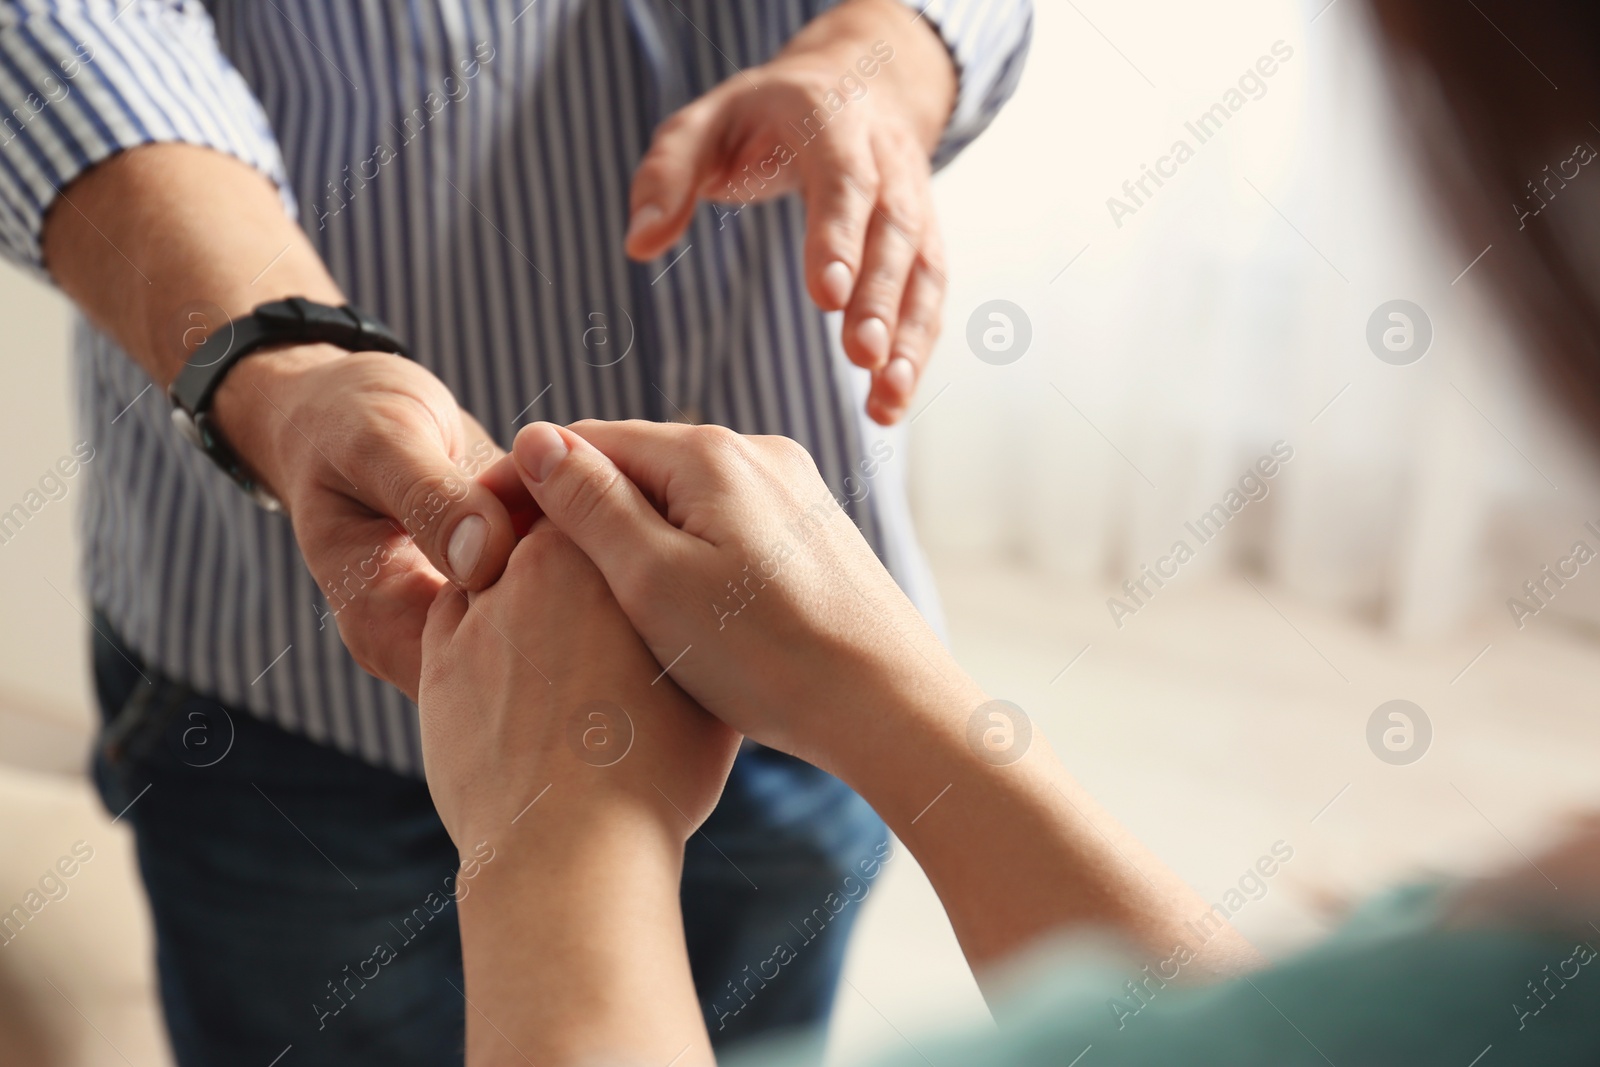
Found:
[731,884,1600,1066]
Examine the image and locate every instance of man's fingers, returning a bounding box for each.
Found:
[363,443,519,592]
[868,242,945,425]
[476,452,543,538]
[310,524,443,702]
[511,422,686,598]
[423,579,470,641]
[357,561,443,702]
[841,148,927,373]
[627,99,727,261]
[801,142,879,312]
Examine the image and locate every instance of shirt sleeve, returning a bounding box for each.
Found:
[900,0,1034,169]
[0,0,293,279]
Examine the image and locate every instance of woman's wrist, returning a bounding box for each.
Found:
[459,808,684,912]
[452,782,691,879]
[814,649,993,824]
[456,806,708,1067]
[819,663,1264,978]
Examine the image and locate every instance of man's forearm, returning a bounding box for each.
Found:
[42,141,524,695]
[40,142,343,387]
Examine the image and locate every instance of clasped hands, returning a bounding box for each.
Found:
[418,419,974,860]
[420,421,1004,1067]
[418,421,1260,1067]
[204,0,956,701]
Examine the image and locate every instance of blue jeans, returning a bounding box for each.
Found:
[89,614,885,1066]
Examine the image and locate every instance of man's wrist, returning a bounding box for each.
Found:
[782,0,957,151]
[206,341,345,503]
[867,0,959,150]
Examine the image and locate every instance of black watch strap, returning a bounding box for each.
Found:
[167,298,408,511]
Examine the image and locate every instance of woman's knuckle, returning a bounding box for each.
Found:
[554,466,621,534]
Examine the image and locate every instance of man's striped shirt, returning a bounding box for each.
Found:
[0,0,1031,773]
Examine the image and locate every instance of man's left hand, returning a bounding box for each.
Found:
[624,0,957,426]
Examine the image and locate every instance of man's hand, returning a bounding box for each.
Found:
[211,344,522,700]
[625,0,957,425]
[43,144,528,701]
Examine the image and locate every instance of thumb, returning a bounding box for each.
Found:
[626,97,728,261]
[512,422,684,594]
[368,441,519,591]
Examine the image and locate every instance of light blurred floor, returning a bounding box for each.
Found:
[5,556,1600,1065]
[0,766,170,1066]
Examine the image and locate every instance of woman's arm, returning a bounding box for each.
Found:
[496,421,1263,991]
[454,810,705,1067]
[419,521,740,1065]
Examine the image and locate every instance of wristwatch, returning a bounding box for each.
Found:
[168,297,408,512]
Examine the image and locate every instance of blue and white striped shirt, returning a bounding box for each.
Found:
[0,0,1031,773]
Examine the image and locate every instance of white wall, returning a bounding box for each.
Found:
[0,263,92,732]
[908,0,1600,639]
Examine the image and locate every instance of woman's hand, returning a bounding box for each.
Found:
[493,421,1264,983]
[419,518,735,1067]
[419,516,740,854]
[496,420,982,776]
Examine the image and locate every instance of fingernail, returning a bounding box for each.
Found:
[821,261,853,306]
[626,204,664,246]
[447,515,487,583]
[857,317,890,368]
[884,355,916,398]
[515,423,569,484]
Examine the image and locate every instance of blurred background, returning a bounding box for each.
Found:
[5,0,1600,1063]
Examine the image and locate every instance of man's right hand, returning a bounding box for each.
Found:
[211,343,522,700]
[40,144,527,702]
